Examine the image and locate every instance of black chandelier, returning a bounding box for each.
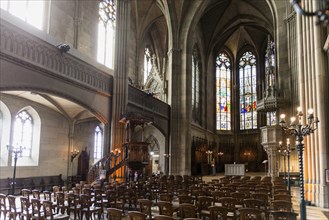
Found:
[291,0,329,26]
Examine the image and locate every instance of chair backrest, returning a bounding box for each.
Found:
[53,186,59,202]
[21,188,31,200]
[251,193,269,205]
[154,215,174,220]
[20,196,31,218]
[159,194,173,202]
[274,189,290,195]
[32,189,41,199]
[243,199,263,209]
[212,191,227,204]
[197,196,213,212]
[220,187,233,195]
[80,194,92,209]
[138,199,152,220]
[177,189,189,196]
[67,192,79,207]
[82,188,93,196]
[56,192,66,205]
[273,194,291,202]
[179,203,197,218]
[271,211,298,220]
[128,211,147,220]
[7,195,18,213]
[107,208,123,220]
[0,193,7,210]
[209,206,228,220]
[218,197,237,210]
[239,208,263,220]
[31,198,43,218]
[157,201,173,217]
[230,192,246,203]
[271,200,292,212]
[43,190,52,201]
[178,195,193,204]
[43,200,55,219]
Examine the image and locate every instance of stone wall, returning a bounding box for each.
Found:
[0,94,70,179]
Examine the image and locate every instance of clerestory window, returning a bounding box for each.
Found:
[97,0,116,68]
[144,47,153,84]
[0,0,45,30]
[192,44,201,124]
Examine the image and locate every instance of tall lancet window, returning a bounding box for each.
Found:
[97,0,116,68]
[144,47,152,84]
[239,51,257,130]
[192,45,201,124]
[216,52,231,130]
[13,110,33,157]
[94,126,103,160]
[0,0,45,30]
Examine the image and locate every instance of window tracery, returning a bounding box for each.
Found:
[13,110,33,157]
[97,0,116,68]
[239,51,257,130]
[216,52,231,130]
[94,125,103,160]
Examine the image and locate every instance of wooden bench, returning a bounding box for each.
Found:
[0,174,63,195]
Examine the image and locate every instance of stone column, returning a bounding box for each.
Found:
[312,3,329,208]
[111,0,130,149]
[260,126,282,177]
[167,47,190,175]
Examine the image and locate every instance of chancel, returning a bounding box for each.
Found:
[0,0,328,220]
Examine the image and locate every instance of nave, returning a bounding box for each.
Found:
[1,173,328,220]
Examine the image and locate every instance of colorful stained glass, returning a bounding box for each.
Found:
[239,51,257,130]
[216,52,231,130]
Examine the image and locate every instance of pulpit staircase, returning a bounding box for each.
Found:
[87,112,153,184]
[87,142,151,184]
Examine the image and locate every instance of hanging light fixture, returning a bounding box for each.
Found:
[291,0,329,26]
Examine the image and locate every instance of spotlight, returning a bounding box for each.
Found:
[56,43,70,54]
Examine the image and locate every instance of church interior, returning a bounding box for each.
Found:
[0,0,329,219]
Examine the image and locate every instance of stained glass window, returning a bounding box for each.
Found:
[13,110,33,157]
[216,52,231,130]
[0,0,44,30]
[239,51,257,130]
[192,45,201,124]
[144,48,152,84]
[97,0,116,68]
[94,126,103,160]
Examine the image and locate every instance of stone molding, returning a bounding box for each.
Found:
[0,19,112,95]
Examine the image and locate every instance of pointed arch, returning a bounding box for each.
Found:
[12,106,41,166]
[238,51,257,130]
[94,124,104,160]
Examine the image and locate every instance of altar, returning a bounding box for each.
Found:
[225,163,245,176]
